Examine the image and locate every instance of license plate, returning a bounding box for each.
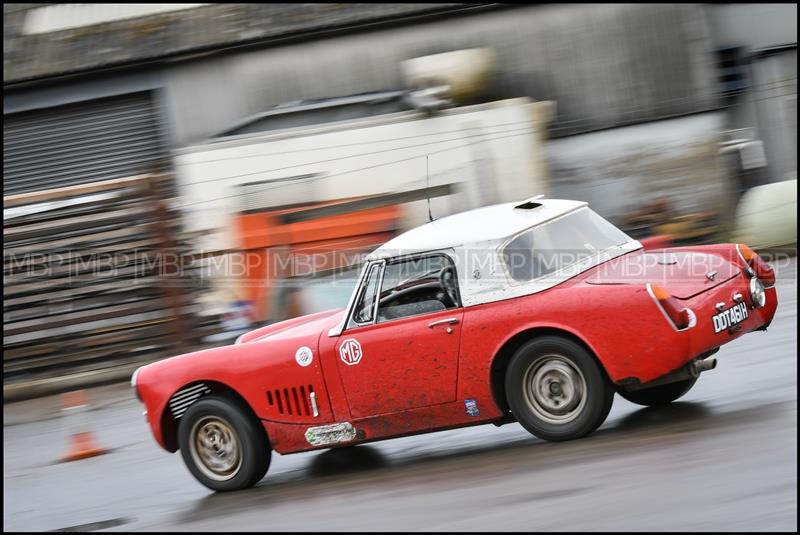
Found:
[712,302,749,334]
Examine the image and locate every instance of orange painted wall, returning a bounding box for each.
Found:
[233,202,402,322]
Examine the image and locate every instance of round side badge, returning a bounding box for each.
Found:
[295,346,314,367]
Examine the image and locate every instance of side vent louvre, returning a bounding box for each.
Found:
[267,384,315,416]
[169,383,211,419]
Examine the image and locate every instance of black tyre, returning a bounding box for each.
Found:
[617,377,698,407]
[178,395,271,492]
[505,336,614,442]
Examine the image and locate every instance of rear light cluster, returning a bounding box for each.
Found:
[736,243,776,287]
[749,277,767,308]
[647,283,697,331]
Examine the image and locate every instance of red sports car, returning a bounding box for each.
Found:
[132,197,778,491]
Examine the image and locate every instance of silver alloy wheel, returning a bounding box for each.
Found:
[522,354,588,425]
[189,416,243,482]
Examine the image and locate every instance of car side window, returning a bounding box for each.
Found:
[347,263,382,328]
[501,208,633,282]
[376,254,460,323]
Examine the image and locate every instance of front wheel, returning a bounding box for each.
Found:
[505,336,614,442]
[178,396,271,492]
[617,377,698,406]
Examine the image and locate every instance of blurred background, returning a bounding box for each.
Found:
[3,2,797,397]
[3,4,797,531]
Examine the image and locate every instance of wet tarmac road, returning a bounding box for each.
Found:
[4,258,797,532]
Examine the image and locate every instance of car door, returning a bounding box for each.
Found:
[335,253,463,419]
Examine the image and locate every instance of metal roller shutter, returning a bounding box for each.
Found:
[3,91,167,196]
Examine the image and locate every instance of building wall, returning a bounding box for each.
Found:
[4,4,720,157]
[706,4,796,50]
[707,3,797,184]
[4,3,727,215]
[748,50,797,182]
[173,98,551,254]
[3,4,470,83]
[547,112,733,224]
[160,3,719,146]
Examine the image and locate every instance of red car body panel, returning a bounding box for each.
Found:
[135,243,777,454]
[333,307,464,419]
[136,308,344,449]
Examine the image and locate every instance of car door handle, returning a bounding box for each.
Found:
[428,318,459,328]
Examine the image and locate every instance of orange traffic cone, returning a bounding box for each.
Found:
[59,390,107,462]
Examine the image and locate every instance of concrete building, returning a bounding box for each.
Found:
[3,3,795,224]
[707,3,797,185]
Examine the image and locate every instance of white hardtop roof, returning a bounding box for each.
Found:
[367,197,588,260]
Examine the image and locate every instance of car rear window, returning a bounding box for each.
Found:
[501,208,632,281]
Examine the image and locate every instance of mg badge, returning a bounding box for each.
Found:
[339,338,363,366]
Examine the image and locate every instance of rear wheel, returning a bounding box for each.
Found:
[617,377,698,406]
[505,336,614,442]
[178,396,271,492]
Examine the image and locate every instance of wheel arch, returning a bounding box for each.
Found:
[160,379,265,453]
[489,326,609,416]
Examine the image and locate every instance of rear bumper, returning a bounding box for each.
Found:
[682,276,777,359]
[614,273,777,386]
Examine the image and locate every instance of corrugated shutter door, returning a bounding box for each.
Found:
[3,91,166,195]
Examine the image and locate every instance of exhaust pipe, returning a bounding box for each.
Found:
[623,354,719,392]
[691,357,717,376]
